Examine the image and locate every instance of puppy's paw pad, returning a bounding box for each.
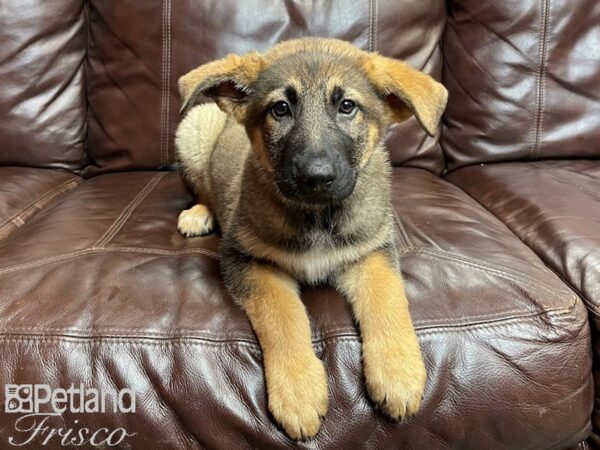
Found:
[267,354,329,440]
[364,347,426,420]
[177,205,214,237]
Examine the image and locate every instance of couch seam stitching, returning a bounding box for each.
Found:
[0,246,219,277]
[0,240,571,307]
[392,210,412,249]
[107,246,219,258]
[0,309,577,347]
[0,305,573,339]
[529,0,543,159]
[159,0,167,166]
[537,0,551,159]
[530,0,550,160]
[84,0,91,171]
[94,173,165,248]
[0,178,80,231]
[0,243,569,306]
[417,307,574,335]
[367,0,373,51]
[544,263,599,318]
[399,246,572,304]
[164,0,172,164]
[372,0,378,52]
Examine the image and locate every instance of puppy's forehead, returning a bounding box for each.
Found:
[255,50,371,96]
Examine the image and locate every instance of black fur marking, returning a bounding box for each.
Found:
[285,86,298,105]
[331,86,344,105]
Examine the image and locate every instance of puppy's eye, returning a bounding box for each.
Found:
[339,99,356,115]
[271,101,290,119]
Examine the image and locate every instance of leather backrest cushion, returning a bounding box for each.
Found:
[0,0,87,171]
[85,0,447,176]
[443,0,600,171]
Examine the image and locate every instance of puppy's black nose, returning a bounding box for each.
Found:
[296,158,336,193]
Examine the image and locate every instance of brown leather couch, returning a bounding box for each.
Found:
[0,1,597,449]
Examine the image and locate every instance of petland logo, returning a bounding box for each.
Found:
[4,384,136,447]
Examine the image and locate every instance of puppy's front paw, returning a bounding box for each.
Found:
[177,204,214,237]
[266,352,329,440]
[363,341,426,420]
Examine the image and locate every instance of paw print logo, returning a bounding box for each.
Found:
[4,385,33,413]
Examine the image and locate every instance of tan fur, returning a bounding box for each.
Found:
[175,103,228,198]
[363,55,448,135]
[179,53,265,120]
[361,122,381,167]
[337,252,426,419]
[177,204,214,237]
[249,127,273,173]
[244,264,328,440]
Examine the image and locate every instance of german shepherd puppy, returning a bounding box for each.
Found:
[175,38,447,440]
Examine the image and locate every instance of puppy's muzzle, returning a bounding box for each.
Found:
[278,152,356,205]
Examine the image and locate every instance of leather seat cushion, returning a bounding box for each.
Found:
[448,159,600,445]
[0,168,591,449]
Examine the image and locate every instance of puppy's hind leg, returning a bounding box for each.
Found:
[177,203,215,237]
[175,104,227,238]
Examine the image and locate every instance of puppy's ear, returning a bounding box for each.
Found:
[363,54,448,136]
[178,52,265,121]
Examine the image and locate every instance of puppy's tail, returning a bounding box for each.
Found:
[175,103,228,193]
